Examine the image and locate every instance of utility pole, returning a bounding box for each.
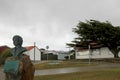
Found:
[88,44,91,64]
[68,47,71,60]
[34,42,36,62]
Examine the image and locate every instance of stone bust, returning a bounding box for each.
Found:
[11,35,27,58]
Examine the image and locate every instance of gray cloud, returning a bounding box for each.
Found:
[0,0,120,50]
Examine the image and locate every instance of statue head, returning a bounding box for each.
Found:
[13,35,23,47]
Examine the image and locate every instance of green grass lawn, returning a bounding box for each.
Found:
[34,60,97,70]
[34,68,120,80]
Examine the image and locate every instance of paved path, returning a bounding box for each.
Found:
[1,63,120,80]
[35,63,120,76]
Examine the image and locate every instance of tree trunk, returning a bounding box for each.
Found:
[114,53,119,58]
[109,47,119,58]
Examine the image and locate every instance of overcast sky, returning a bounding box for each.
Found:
[0,0,120,51]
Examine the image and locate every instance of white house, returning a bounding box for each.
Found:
[75,47,114,59]
[24,46,41,61]
[57,51,70,60]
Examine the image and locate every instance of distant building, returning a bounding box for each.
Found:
[39,48,46,54]
[40,49,58,60]
[57,51,70,60]
[46,50,59,55]
[24,46,41,61]
[75,47,114,59]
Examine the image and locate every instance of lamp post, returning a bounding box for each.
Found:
[46,45,49,60]
[88,44,91,64]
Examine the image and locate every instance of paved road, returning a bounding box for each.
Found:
[35,63,120,76]
[1,63,120,80]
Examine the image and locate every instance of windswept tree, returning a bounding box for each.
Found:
[67,20,120,58]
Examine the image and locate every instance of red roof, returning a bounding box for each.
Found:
[26,46,35,51]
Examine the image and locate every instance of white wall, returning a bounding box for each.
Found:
[92,47,113,58]
[25,47,41,61]
[118,51,120,57]
[76,50,89,59]
[76,47,114,59]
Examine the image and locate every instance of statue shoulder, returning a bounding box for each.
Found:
[11,47,15,52]
[21,47,27,52]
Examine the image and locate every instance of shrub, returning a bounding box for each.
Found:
[0,49,12,64]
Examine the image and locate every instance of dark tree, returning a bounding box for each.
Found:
[67,20,120,58]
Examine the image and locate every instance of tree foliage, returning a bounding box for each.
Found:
[67,20,120,58]
[0,49,12,64]
[1,49,12,57]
